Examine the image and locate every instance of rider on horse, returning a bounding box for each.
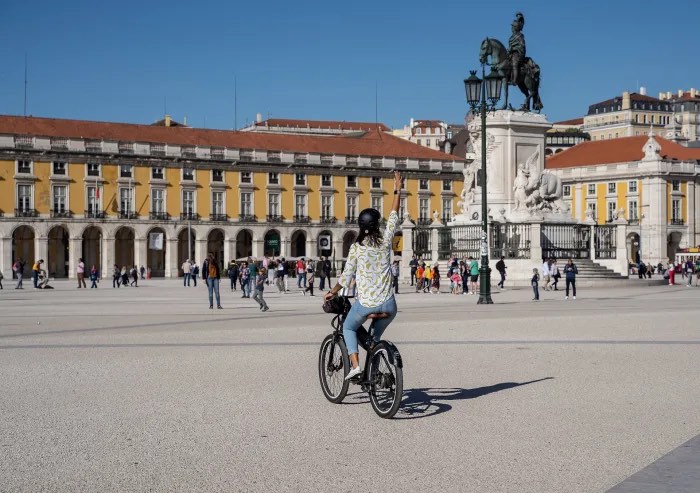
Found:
[508,12,526,85]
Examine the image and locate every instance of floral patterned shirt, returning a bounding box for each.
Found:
[339,211,399,307]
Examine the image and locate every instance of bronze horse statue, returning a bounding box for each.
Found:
[479,37,543,112]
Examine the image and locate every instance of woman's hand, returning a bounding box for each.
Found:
[324,290,335,302]
[393,170,403,191]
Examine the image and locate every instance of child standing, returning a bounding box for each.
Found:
[531,268,540,301]
[253,267,269,311]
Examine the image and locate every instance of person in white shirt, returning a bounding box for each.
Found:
[181,259,192,286]
[541,260,551,291]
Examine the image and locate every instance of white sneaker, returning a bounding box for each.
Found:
[345,366,362,380]
[573,296,576,300]
[565,296,568,300]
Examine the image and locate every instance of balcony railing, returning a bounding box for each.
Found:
[211,148,225,160]
[209,214,228,222]
[149,212,170,220]
[85,210,106,219]
[15,208,38,217]
[50,210,73,218]
[181,147,196,158]
[180,212,200,221]
[345,216,357,224]
[320,216,337,224]
[239,214,257,223]
[417,217,432,226]
[16,136,33,148]
[118,143,134,155]
[85,141,102,153]
[294,215,311,223]
[151,144,166,156]
[670,218,685,225]
[118,211,139,219]
[266,215,284,223]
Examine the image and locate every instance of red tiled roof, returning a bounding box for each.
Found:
[254,118,390,132]
[553,117,584,126]
[413,120,444,127]
[546,135,700,169]
[0,115,459,161]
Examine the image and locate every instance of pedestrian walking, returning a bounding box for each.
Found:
[541,259,551,291]
[120,266,129,286]
[315,258,325,290]
[550,259,560,290]
[203,252,222,309]
[460,261,469,294]
[77,258,87,289]
[431,264,440,294]
[391,260,400,294]
[685,258,694,287]
[564,258,578,300]
[13,258,25,289]
[415,263,424,292]
[191,262,199,287]
[89,266,99,288]
[409,255,418,286]
[253,267,270,311]
[468,257,479,294]
[227,261,239,291]
[304,263,315,296]
[296,258,307,288]
[276,258,286,293]
[130,266,138,287]
[181,259,192,286]
[531,268,540,301]
[423,262,432,293]
[667,260,675,286]
[239,262,250,297]
[32,259,44,288]
[139,265,146,280]
[0,268,3,289]
[496,255,507,289]
[451,270,462,294]
[112,264,121,288]
[695,258,700,286]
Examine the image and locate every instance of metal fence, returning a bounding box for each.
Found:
[437,224,482,260]
[490,223,531,259]
[541,224,590,259]
[412,227,432,261]
[594,225,617,259]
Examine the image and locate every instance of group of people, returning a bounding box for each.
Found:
[409,255,482,295]
[531,258,578,301]
[111,265,141,288]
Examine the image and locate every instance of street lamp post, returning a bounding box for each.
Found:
[464,66,503,304]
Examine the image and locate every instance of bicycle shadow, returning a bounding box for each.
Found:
[395,377,554,420]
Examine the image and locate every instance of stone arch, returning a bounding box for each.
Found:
[48,225,70,278]
[207,228,225,269]
[342,231,357,258]
[177,228,196,275]
[545,148,554,156]
[264,229,281,257]
[115,226,135,269]
[235,229,253,259]
[555,148,564,154]
[147,227,167,277]
[82,226,103,274]
[12,225,35,277]
[290,229,307,258]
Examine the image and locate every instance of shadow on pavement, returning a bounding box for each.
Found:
[395,377,554,420]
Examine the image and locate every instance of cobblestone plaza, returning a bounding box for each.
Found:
[1,281,699,492]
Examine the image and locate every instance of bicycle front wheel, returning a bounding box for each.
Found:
[368,342,403,419]
[318,334,350,403]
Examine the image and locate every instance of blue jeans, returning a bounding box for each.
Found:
[184,273,191,286]
[242,279,250,297]
[207,278,221,306]
[343,296,397,355]
[297,272,306,288]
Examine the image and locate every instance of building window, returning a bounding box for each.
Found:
[17,184,32,211]
[52,161,67,175]
[671,199,681,221]
[419,179,429,190]
[347,175,357,188]
[607,201,616,222]
[419,198,429,220]
[240,192,252,216]
[120,164,133,178]
[87,163,100,177]
[442,198,452,221]
[268,193,280,216]
[628,200,638,221]
[181,167,194,181]
[212,191,224,216]
[295,194,306,217]
[151,167,164,180]
[212,169,223,182]
[17,160,32,174]
[53,185,67,213]
[587,202,596,218]
[628,180,638,193]
[87,186,99,214]
[608,182,616,194]
[442,179,451,191]
[416,139,422,146]
[371,176,381,189]
[346,195,357,219]
[587,184,596,195]
[321,174,332,187]
[371,195,383,214]
[321,195,332,218]
[152,189,164,214]
[425,139,431,147]
[268,172,279,185]
[563,185,571,197]
[295,173,306,186]
[672,180,680,191]
[240,171,251,184]
[120,187,133,214]
[182,190,195,214]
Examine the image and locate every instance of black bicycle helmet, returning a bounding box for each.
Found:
[358,208,381,234]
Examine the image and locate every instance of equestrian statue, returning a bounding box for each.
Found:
[479,12,543,112]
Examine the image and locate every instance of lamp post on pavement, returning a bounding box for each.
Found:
[464,66,503,304]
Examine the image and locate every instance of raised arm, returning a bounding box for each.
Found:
[390,170,402,215]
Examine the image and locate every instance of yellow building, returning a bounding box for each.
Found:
[546,133,700,264]
[0,115,464,279]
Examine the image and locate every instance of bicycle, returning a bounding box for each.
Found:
[318,295,403,419]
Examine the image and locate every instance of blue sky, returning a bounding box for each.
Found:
[1,0,697,129]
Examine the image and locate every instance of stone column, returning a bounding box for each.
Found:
[430,219,442,265]
[589,224,597,261]
[279,236,290,258]
[223,238,233,266]
[687,180,697,248]
[103,237,116,278]
[646,176,668,265]
[574,184,583,222]
[134,238,147,272]
[529,222,542,263]
[68,237,82,279]
[613,219,629,276]
[252,239,264,259]
[36,237,49,278]
[165,238,178,278]
[195,238,207,264]
[401,218,415,284]
[306,234,315,259]
[0,237,12,281]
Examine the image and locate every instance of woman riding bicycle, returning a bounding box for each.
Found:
[324,171,403,380]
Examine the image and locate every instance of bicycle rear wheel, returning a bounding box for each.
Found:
[318,334,350,403]
[368,342,403,418]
